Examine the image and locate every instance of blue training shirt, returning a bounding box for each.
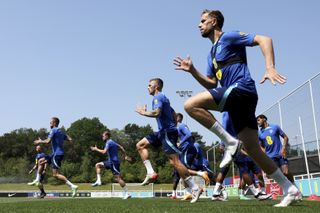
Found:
[152,92,177,132]
[104,139,120,164]
[35,152,47,164]
[258,124,285,158]
[193,142,205,166]
[48,127,67,155]
[177,122,194,151]
[206,31,257,94]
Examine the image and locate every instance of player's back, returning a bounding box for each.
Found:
[105,139,120,163]
[49,127,67,155]
[153,92,176,132]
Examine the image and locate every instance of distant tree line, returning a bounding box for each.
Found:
[0,117,220,184]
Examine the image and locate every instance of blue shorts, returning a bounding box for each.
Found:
[209,87,258,134]
[191,162,214,178]
[272,157,288,167]
[146,130,180,155]
[246,159,262,174]
[103,161,121,175]
[179,144,197,168]
[47,154,64,170]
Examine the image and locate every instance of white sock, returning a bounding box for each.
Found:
[196,171,204,177]
[35,173,40,182]
[97,174,101,183]
[210,121,238,146]
[239,189,244,196]
[172,190,176,196]
[123,185,128,193]
[66,180,75,188]
[269,168,293,193]
[213,182,221,194]
[185,187,192,195]
[248,184,259,196]
[143,160,155,174]
[184,176,198,191]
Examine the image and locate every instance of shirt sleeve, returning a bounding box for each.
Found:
[206,52,215,78]
[153,95,163,109]
[179,124,192,143]
[48,129,55,139]
[224,31,255,47]
[276,125,285,137]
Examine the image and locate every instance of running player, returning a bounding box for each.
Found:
[34,117,78,197]
[27,145,48,198]
[257,114,295,183]
[135,78,202,203]
[173,9,299,207]
[90,130,131,199]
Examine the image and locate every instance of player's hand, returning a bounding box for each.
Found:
[280,148,287,158]
[260,67,286,85]
[34,137,41,145]
[124,155,133,163]
[135,105,147,115]
[173,56,194,73]
[90,145,97,151]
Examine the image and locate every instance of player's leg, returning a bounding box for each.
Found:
[184,90,240,168]
[136,134,159,185]
[238,177,251,200]
[112,163,131,200]
[37,159,47,198]
[249,161,266,193]
[168,153,202,203]
[280,159,294,183]
[238,128,299,207]
[92,162,104,186]
[51,155,78,197]
[212,165,229,200]
[168,169,180,199]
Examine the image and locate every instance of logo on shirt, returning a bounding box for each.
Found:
[239,31,247,36]
[217,45,222,54]
[154,99,158,105]
[216,69,222,80]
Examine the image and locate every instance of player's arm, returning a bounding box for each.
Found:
[34,137,52,145]
[259,139,266,153]
[29,163,37,174]
[252,35,286,85]
[173,56,218,89]
[179,125,192,143]
[90,145,107,155]
[136,106,161,118]
[280,132,289,158]
[66,134,73,142]
[117,144,132,162]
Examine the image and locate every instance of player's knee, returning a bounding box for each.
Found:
[184,100,193,114]
[136,139,147,150]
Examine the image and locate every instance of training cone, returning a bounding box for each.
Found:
[306,194,320,201]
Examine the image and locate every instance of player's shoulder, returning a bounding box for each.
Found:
[155,92,166,100]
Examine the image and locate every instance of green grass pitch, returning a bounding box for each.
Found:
[0,197,319,213]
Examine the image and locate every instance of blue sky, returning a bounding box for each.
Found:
[0,0,319,145]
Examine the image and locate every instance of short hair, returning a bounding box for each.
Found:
[257,114,268,120]
[150,78,163,91]
[202,9,224,29]
[176,113,183,121]
[103,129,111,137]
[52,117,60,126]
